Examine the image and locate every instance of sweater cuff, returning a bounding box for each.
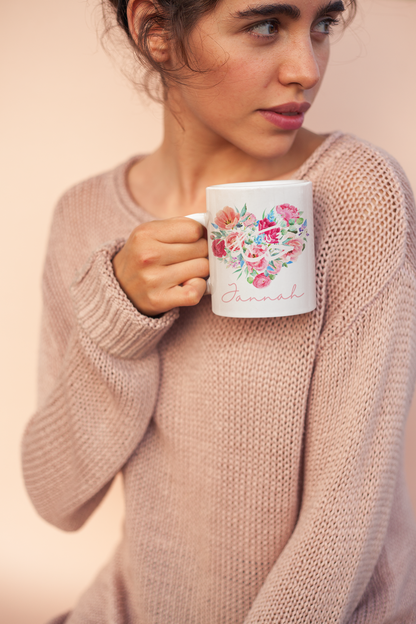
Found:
[71,239,179,359]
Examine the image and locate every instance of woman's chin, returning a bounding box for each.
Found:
[232,132,299,163]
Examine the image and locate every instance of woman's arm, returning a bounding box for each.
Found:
[22,223,179,531]
[242,133,416,622]
[243,263,416,622]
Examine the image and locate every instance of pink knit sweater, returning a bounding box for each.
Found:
[22,132,416,623]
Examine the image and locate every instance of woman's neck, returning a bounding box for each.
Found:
[127,104,326,219]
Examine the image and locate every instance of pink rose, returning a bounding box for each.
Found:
[226,231,243,252]
[212,239,226,257]
[245,243,269,271]
[282,238,303,262]
[258,218,280,243]
[276,203,299,226]
[241,212,257,226]
[253,274,271,288]
[215,206,239,230]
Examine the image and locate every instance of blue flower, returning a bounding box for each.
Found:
[299,218,307,234]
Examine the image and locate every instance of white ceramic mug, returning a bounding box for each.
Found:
[186,180,315,318]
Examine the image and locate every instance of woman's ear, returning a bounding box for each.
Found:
[127,0,170,63]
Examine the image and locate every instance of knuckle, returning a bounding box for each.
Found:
[131,226,163,267]
[183,284,203,306]
[193,258,209,276]
[146,289,163,313]
[141,270,159,291]
[135,246,159,268]
[131,224,147,243]
[131,223,154,245]
[185,219,204,242]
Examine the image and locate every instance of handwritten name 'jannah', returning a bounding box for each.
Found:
[221,282,304,304]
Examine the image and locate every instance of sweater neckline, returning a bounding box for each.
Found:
[113,131,344,221]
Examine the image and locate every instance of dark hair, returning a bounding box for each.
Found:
[104,0,222,99]
[104,0,357,100]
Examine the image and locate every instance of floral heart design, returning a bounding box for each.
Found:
[211,203,309,288]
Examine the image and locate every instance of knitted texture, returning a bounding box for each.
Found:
[22,133,416,623]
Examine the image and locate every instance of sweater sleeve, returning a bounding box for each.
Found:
[22,232,179,531]
[243,263,416,623]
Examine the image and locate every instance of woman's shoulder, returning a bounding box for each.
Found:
[308,133,416,342]
[309,131,415,258]
[51,156,143,235]
[43,156,143,289]
[312,131,414,210]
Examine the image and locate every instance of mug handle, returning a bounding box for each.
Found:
[184,212,211,295]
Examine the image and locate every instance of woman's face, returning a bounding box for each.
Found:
[167,0,345,159]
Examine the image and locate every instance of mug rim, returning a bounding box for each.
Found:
[206,179,311,190]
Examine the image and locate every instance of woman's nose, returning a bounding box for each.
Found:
[277,38,321,90]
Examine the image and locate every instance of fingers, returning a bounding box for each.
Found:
[161,239,208,266]
[163,257,210,288]
[173,278,209,306]
[148,278,208,314]
[130,219,208,267]
[134,238,208,269]
[113,217,210,317]
[140,217,206,245]
[137,256,209,295]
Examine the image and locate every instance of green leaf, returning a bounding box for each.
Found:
[237,271,243,280]
[296,218,304,224]
[270,274,276,280]
[247,276,254,284]
[302,244,305,251]
[289,219,295,225]
[289,227,297,233]
[241,203,247,217]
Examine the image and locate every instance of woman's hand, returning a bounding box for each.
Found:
[112,217,209,317]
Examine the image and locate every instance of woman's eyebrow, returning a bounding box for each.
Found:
[315,1,345,19]
[232,4,301,19]
[231,1,345,20]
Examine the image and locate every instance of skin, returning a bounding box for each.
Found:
[113,0,346,316]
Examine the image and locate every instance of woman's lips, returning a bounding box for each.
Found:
[258,109,305,130]
[257,102,310,131]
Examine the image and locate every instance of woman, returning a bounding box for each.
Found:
[22,0,416,622]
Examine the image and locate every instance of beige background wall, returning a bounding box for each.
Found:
[1,1,415,622]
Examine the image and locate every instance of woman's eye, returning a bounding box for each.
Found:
[248,20,279,38]
[313,17,340,35]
